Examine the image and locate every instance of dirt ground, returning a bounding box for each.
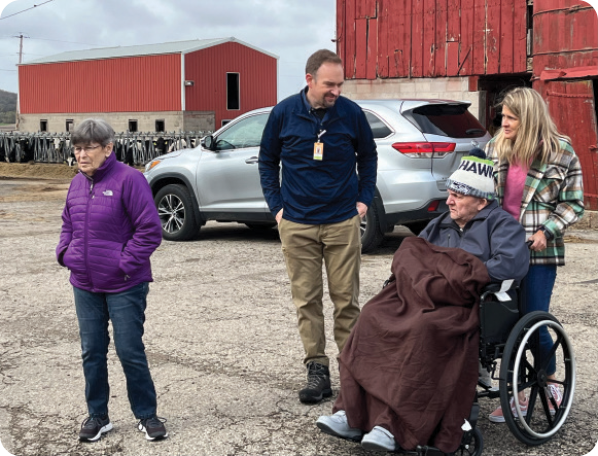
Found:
[0,166,597,456]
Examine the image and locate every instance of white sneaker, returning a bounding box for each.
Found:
[316,410,362,441]
[361,425,397,452]
[479,364,492,387]
[478,364,498,391]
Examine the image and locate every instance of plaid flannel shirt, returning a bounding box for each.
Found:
[486,137,584,266]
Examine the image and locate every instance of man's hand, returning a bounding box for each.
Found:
[275,209,283,225]
[357,202,368,219]
[528,230,547,251]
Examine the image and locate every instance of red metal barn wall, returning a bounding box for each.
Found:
[532,0,598,210]
[336,0,527,79]
[19,54,182,114]
[184,42,277,127]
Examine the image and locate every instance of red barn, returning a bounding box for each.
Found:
[335,0,533,132]
[17,37,278,133]
[337,0,598,213]
[532,1,598,211]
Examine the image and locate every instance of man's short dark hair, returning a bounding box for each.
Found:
[305,49,343,79]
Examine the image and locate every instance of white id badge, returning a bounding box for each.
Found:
[313,142,324,161]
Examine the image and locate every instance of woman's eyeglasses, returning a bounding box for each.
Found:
[74,145,102,154]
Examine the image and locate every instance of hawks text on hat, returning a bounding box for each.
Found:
[457,157,493,178]
[446,147,496,200]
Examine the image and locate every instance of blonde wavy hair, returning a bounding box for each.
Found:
[493,87,569,165]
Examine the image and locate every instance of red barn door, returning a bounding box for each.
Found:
[545,79,598,210]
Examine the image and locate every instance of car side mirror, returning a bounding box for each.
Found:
[203,135,214,150]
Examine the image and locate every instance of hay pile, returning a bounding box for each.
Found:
[0,162,78,179]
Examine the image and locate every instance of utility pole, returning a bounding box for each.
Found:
[18,34,23,64]
[14,33,29,64]
[13,33,29,131]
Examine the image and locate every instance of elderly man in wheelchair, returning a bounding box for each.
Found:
[316,149,575,454]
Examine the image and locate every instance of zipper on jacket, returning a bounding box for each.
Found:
[447,227,463,248]
[85,179,95,290]
[310,111,324,142]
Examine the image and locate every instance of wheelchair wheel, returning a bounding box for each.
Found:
[454,427,483,456]
[499,311,575,445]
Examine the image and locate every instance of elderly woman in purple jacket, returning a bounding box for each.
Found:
[56,119,167,442]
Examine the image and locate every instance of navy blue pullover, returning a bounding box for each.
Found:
[258,89,377,224]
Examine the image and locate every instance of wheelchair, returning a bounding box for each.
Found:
[404,282,576,456]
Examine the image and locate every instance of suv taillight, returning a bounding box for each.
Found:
[392,142,456,158]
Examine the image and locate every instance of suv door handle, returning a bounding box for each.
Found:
[245,156,259,164]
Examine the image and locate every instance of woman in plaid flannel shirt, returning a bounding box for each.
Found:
[485,87,584,423]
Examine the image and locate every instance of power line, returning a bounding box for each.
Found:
[0,35,96,46]
[0,0,56,21]
[0,69,17,72]
[29,37,97,46]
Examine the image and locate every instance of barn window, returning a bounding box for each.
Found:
[129,120,138,132]
[227,73,240,110]
[40,120,48,132]
[66,119,74,132]
[155,120,165,132]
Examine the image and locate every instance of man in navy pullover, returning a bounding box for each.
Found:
[259,49,377,404]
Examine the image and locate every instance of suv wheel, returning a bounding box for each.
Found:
[360,202,384,253]
[155,184,199,241]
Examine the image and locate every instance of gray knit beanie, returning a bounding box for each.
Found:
[446,148,495,200]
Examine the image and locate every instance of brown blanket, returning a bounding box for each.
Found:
[334,237,490,452]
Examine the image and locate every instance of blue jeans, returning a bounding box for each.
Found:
[73,282,157,419]
[521,264,558,375]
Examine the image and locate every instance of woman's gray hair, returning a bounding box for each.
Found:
[71,118,115,146]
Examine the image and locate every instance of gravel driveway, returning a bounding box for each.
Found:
[0,177,596,456]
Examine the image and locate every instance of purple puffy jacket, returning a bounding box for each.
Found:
[56,153,162,293]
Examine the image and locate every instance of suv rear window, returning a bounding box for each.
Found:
[407,104,487,138]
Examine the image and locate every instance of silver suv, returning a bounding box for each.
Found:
[144,99,491,252]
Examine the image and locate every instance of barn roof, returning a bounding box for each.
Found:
[22,37,278,65]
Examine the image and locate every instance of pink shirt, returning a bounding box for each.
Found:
[503,162,528,220]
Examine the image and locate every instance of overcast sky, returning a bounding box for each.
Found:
[0,0,336,100]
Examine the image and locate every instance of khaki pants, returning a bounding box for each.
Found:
[279,215,361,366]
